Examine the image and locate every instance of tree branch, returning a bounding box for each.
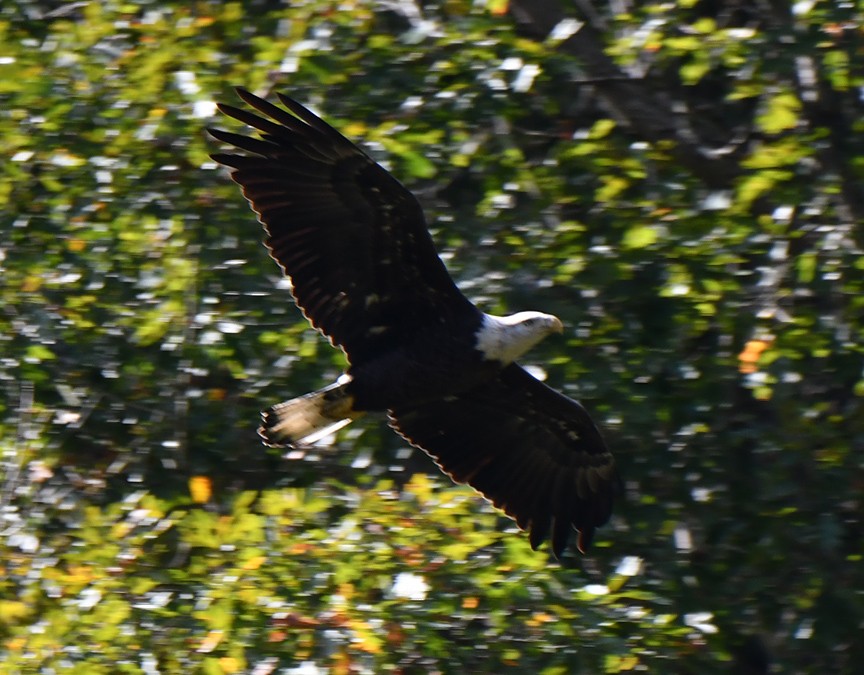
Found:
[508,0,743,188]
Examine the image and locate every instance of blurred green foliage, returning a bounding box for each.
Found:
[2,0,863,673]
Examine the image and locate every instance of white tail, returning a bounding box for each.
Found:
[258,380,361,447]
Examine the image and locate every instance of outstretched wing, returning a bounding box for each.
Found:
[389,363,616,556]
[209,88,475,365]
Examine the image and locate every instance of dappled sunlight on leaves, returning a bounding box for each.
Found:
[2,0,864,672]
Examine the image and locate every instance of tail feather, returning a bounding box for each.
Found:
[259,380,361,447]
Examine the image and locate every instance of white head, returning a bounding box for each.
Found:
[475,311,564,364]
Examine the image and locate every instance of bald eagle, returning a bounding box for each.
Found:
[209,89,616,556]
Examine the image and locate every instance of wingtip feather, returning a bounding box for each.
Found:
[234,86,258,104]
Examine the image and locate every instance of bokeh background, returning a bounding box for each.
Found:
[2,1,863,673]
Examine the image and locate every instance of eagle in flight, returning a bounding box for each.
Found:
[209,88,616,556]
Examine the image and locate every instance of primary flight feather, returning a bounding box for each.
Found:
[209,88,616,556]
